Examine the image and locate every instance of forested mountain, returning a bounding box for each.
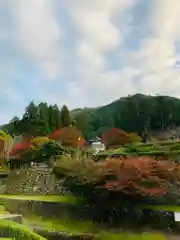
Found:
[3,94,180,140]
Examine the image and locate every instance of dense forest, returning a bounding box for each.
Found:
[3,94,180,140]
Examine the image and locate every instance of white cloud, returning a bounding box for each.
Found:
[60,0,137,105]
[129,0,180,94]
[11,0,62,79]
[150,0,180,40]
[65,0,180,106]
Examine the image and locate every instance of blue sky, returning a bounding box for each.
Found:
[0,0,180,124]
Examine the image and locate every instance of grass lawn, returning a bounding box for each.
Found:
[95,232,167,240]
[0,220,46,240]
[24,215,168,239]
[24,215,101,235]
[140,205,180,212]
[0,238,12,240]
[0,205,5,214]
[0,194,81,204]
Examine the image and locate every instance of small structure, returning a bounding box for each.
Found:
[14,135,23,144]
[89,137,105,153]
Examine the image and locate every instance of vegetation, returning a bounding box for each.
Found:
[2,94,180,238]
[0,194,81,204]
[24,215,100,236]
[0,220,46,240]
[94,232,166,240]
[94,140,180,160]
[53,156,180,225]
[3,94,180,141]
[73,94,180,140]
[24,215,167,239]
[49,127,85,148]
[102,128,129,148]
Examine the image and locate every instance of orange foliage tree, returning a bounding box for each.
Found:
[55,156,180,198]
[54,156,180,223]
[102,128,129,148]
[102,157,180,197]
[49,127,85,148]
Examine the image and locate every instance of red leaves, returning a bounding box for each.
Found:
[73,156,180,198]
[10,142,30,156]
[102,128,129,148]
[49,127,85,148]
[101,157,180,197]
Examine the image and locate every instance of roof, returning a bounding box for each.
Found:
[89,137,102,143]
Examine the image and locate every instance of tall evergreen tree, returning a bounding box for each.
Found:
[48,104,61,132]
[22,102,40,136]
[38,102,50,135]
[60,105,72,127]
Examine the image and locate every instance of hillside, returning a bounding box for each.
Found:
[73,94,180,140]
[3,94,180,140]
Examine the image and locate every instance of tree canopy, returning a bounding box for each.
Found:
[3,94,180,141]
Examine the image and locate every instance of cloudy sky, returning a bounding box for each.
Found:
[0,0,180,124]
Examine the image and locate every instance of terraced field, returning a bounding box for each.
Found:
[94,140,180,159]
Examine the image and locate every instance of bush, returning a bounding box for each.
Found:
[127,133,142,143]
[21,141,65,164]
[54,156,180,224]
[30,137,51,148]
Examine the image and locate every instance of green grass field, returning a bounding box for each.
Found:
[140,204,180,212]
[95,232,167,240]
[0,194,81,204]
[0,220,46,240]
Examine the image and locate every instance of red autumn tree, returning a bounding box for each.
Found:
[55,156,180,198]
[10,142,30,158]
[49,127,85,148]
[98,157,180,197]
[102,128,129,148]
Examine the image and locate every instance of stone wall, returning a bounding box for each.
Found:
[2,167,77,219]
[4,167,66,195]
[5,200,80,220]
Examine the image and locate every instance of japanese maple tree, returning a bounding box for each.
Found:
[49,127,85,148]
[102,128,129,148]
[56,156,180,198]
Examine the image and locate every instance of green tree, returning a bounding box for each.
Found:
[3,116,21,136]
[37,102,50,135]
[48,104,61,131]
[60,105,72,127]
[21,102,38,136]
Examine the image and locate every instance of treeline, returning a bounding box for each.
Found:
[3,102,72,137]
[3,94,180,140]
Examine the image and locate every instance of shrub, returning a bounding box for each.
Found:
[54,156,180,223]
[127,133,142,143]
[22,141,65,163]
[30,137,51,148]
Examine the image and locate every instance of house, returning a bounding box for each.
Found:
[89,137,105,153]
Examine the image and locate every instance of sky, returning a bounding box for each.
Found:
[0,0,180,124]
